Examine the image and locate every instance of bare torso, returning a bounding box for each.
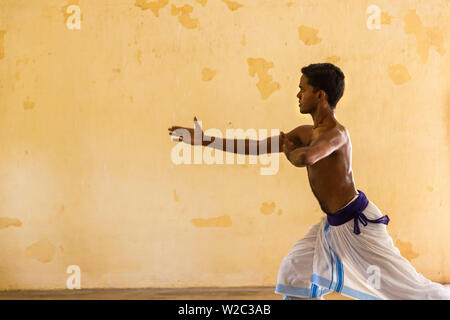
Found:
[302,122,358,214]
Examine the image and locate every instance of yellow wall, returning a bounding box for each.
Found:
[0,0,449,290]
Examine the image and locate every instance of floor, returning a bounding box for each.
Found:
[0,287,352,300]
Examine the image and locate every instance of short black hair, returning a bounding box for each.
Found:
[301,63,345,109]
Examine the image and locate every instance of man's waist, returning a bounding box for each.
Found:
[323,190,390,235]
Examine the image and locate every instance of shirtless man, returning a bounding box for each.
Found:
[168,65,351,215]
[280,64,354,215]
[168,63,450,300]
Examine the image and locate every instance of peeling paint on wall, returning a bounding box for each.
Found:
[0,30,6,59]
[171,4,199,29]
[137,49,142,64]
[381,11,392,25]
[388,64,411,85]
[221,0,244,11]
[173,189,179,202]
[298,25,322,46]
[195,0,208,6]
[191,215,232,227]
[0,218,22,230]
[260,202,275,215]
[395,239,420,262]
[23,97,35,110]
[325,56,341,64]
[404,10,445,63]
[247,58,280,100]
[260,202,283,216]
[25,239,56,263]
[201,67,216,81]
[135,0,169,17]
[241,34,246,46]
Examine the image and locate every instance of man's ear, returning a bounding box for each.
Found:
[318,90,328,101]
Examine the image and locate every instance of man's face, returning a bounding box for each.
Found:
[297,75,318,114]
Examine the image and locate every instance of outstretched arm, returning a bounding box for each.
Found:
[204,135,283,155]
[169,116,302,155]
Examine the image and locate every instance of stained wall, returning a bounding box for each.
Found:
[0,0,449,290]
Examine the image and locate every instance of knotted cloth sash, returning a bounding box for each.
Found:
[325,190,390,235]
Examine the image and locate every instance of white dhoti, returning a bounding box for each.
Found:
[275,190,450,300]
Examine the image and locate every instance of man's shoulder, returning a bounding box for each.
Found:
[331,123,350,148]
[336,123,350,139]
[327,121,348,136]
[312,122,349,147]
[288,122,349,147]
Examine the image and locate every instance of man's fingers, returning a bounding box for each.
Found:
[169,125,189,130]
[170,135,183,141]
[169,126,190,133]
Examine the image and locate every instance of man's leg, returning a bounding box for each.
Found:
[326,200,450,300]
[275,222,325,300]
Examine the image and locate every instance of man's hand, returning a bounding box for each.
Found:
[281,131,310,167]
[168,116,214,146]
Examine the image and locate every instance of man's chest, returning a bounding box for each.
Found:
[306,127,328,146]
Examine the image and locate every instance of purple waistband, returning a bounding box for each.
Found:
[325,190,390,235]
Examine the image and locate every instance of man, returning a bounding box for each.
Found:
[168,63,450,300]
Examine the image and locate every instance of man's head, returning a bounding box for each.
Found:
[297,63,345,113]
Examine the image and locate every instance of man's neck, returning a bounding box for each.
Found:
[312,103,335,128]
